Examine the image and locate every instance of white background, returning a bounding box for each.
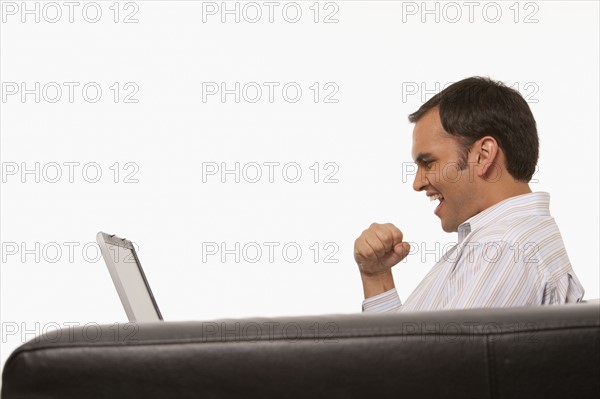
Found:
[1,0,598,377]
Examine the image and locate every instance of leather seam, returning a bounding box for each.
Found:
[8,324,599,354]
[485,335,497,399]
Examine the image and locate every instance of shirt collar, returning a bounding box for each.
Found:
[457,192,551,243]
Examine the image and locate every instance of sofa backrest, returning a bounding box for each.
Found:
[2,302,599,398]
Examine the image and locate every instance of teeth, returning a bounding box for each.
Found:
[429,194,444,202]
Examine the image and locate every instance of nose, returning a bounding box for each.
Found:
[413,166,428,192]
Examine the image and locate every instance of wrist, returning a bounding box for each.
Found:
[360,270,395,299]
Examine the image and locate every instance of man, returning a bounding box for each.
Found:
[354,76,584,312]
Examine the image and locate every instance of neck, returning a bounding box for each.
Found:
[480,179,532,211]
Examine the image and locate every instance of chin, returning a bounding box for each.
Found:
[440,220,458,233]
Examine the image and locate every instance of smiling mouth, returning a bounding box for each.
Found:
[429,193,444,202]
[429,194,445,215]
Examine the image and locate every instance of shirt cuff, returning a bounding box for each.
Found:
[562,272,585,303]
[362,288,402,313]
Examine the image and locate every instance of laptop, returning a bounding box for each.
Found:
[96,232,163,322]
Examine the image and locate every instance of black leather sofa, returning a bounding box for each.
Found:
[2,302,599,399]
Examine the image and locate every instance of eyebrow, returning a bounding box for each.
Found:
[414,152,433,164]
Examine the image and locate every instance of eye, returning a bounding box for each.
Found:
[423,160,434,171]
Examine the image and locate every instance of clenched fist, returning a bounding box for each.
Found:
[354,223,411,277]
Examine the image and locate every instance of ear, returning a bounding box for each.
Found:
[474,136,500,178]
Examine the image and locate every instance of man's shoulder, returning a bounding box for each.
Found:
[466,213,570,271]
[469,210,560,245]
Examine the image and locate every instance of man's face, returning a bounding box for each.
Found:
[411,108,480,232]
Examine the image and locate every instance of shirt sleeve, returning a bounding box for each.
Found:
[362,288,402,312]
[445,240,545,309]
[445,240,583,309]
[546,272,585,304]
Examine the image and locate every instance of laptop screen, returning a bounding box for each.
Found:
[97,232,163,323]
[106,243,161,322]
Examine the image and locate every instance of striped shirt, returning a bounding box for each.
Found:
[362,192,585,313]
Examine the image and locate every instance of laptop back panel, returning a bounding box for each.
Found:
[97,232,163,322]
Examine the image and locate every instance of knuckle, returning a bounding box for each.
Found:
[358,246,374,259]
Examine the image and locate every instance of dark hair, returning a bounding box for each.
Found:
[408,76,538,182]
